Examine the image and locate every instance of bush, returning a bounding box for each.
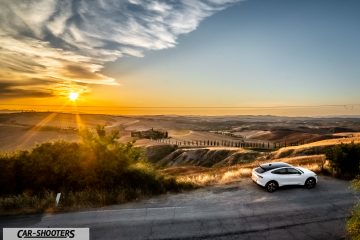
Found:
[348,203,360,240]
[348,178,360,239]
[0,126,191,213]
[325,143,360,179]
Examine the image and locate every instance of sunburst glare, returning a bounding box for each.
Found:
[68,92,79,101]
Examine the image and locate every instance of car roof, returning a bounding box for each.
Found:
[259,162,292,171]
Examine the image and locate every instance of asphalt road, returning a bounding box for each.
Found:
[1,176,358,240]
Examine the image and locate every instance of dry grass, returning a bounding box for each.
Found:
[220,168,252,182]
[161,166,211,176]
[175,165,260,186]
[0,192,56,215]
[177,168,252,186]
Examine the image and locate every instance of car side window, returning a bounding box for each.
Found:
[272,168,287,174]
[287,168,301,174]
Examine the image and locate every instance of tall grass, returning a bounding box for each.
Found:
[0,192,55,215]
[177,168,252,186]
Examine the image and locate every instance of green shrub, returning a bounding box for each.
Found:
[0,126,191,213]
[348,203,360,240]
[325,143,360,179]
[348,178,360,239]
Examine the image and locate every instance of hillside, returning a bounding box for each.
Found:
[146,145,262,168]
[272,133,360,159]
[158,133,360,185]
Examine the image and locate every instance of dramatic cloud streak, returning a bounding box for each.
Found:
[0,81,54,99]
[0,0,240,98]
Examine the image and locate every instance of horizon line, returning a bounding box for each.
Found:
[0,103,360,109]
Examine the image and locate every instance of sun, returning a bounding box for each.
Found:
[68,92,79,101]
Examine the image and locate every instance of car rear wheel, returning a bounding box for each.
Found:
[265,181,278,193]
[305,177,316,189]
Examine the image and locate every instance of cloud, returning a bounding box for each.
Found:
[0,81,55,99]
[0,0,241,99]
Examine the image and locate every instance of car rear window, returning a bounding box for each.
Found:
[255,167,265,173]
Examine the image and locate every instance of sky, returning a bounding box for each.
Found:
[1,0,360,116]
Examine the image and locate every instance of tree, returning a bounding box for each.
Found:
[326,142,360,179]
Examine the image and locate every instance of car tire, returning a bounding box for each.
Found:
[265,181,278,193]
[305,177,316,189]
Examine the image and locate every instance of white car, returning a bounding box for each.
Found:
[251,162,317,192]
